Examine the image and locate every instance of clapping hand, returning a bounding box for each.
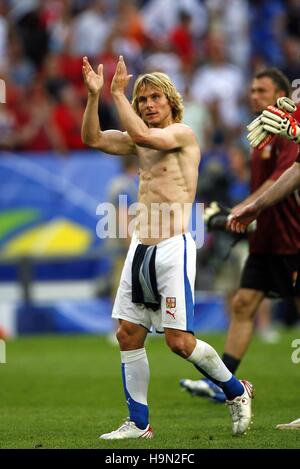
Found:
[111,56,133,96]
[82,56,104,96]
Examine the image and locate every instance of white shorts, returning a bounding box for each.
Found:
[112,232,196,333]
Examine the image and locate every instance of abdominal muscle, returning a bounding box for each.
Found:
[134,168,194,245]
[131,143,199,245]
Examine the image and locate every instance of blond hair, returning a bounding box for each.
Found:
[132,72,184,124]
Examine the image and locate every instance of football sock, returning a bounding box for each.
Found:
[187,339,244,399]
[222,353,241,374]
[121,348,149,430]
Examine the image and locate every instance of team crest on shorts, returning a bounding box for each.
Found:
[166,297,176,308]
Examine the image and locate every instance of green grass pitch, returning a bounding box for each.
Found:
[0,330,299,449]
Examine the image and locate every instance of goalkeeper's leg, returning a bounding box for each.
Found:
[223,288,264,368]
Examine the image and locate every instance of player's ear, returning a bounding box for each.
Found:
[276,90,286,99]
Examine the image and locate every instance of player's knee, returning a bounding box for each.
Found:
[165,335,190,358]
[116,326,132,349]
[116,327,126,348]
[116,323,145,349]
[231,293,255,321]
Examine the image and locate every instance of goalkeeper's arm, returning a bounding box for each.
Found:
[229,161,300,233]
[251,161,300,210]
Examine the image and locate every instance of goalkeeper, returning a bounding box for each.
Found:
[180,68,300,404]
[228,99,300,233]
[228,96,300,431]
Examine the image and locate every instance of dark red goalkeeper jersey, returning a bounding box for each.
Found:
[249,136,300,254]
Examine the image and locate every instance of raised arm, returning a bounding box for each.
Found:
[81,57,136,156]
[110,56,195,151]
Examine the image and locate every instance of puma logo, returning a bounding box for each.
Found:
[166,310,176,319]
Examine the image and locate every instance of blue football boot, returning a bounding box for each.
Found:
[179,377,226,403]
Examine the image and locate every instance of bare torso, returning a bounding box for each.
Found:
[135,133,200,244]
[81,64,201,244]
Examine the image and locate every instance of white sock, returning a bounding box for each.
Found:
[186,339,232,383]
[121,348,149,429]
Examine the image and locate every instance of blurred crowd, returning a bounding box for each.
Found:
[0,0,299,156]
[1,0,299,333]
